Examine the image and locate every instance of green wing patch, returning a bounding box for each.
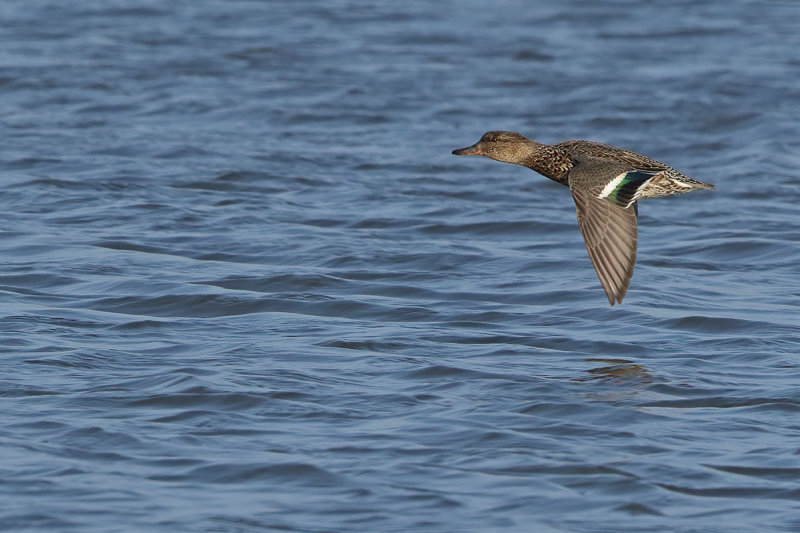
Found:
[604,170,658,208]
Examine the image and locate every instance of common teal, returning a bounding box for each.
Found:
[453,131,715,305]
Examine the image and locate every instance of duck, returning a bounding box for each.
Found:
[452,131,715,305]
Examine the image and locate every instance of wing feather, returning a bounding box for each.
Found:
[571,189,638,305]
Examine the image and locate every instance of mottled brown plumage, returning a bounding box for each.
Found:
[452,131,716,305]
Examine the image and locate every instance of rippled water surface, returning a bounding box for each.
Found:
[2,1,799,531]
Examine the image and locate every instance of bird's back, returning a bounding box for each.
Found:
[556,140,714,198]
[555,140,673,172]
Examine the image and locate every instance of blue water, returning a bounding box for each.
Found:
[1,1,799,532]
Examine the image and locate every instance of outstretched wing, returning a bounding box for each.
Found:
[571,189,639,305]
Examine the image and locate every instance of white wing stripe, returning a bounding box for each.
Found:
[598,172,628,199]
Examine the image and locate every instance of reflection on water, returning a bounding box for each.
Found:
[581,358,655,384]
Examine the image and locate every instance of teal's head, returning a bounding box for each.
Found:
[452,131,535,164]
